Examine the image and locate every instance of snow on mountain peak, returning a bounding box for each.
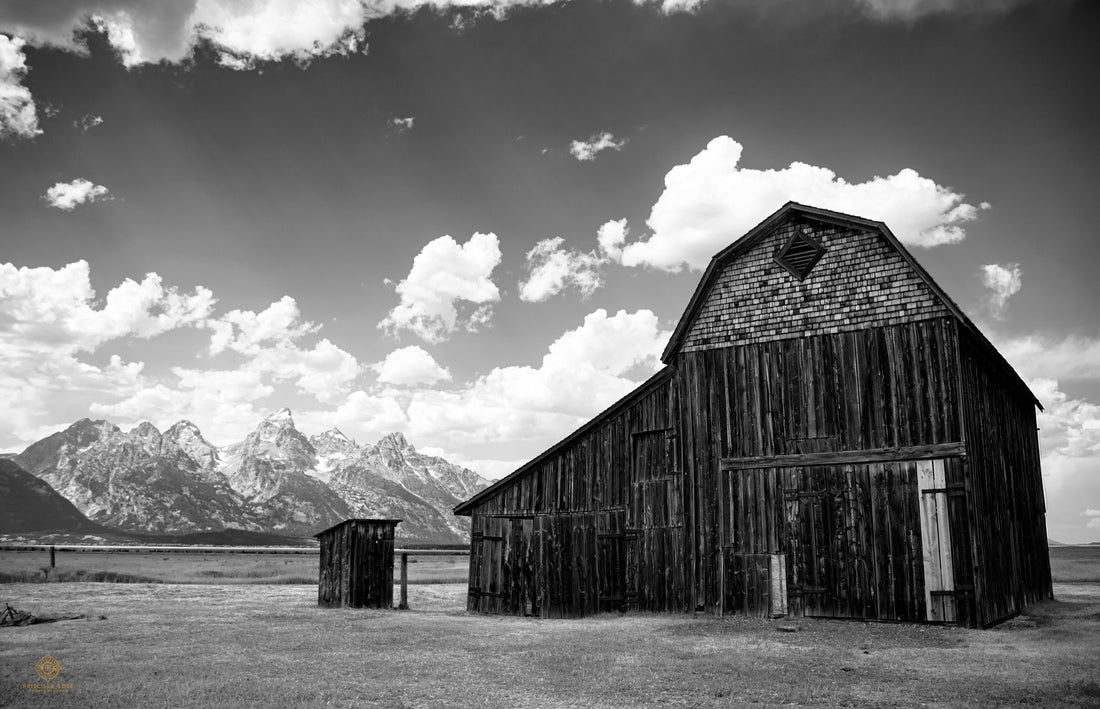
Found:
[265,407,294,423]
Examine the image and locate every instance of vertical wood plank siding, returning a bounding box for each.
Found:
[462,311,1048,628]
[958,329,1053,626]
[316,520,396,609]
[679,318,962,614]
[466,375,682,617]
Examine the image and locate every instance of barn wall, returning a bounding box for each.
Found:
[466,374,684,617]
[958,330,1053,626]
[677,318,963,612]
[681,217,950,353]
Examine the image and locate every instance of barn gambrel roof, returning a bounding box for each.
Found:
[660,202,1041,408]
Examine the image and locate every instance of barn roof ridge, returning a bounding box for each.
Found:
[453,365,675,516]
[659,201,1041,409]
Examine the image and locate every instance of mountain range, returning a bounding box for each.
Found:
[6,409,491,543]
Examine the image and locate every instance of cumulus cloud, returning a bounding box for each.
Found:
[993,332,1100,383]
[0,261,215,445]
[378,232,502,343]
[636,0,704,12]
[518,237,606,302]
[569,131,627,162]
[609,136,990,271]
[1084,509,1100,530]
[196,0,368,69]
[0,261,214,355]
[404,308,670,448]
[43,178,111,210]
[206,296,360,402]
[207,296,317,355]
[372,345,452,386]
[293,390,410,444]
[981,263,1022,319]
[1029,378,1100,461]
[0,35,40,139]
[85,294,365,440]
[596,218,628,261]
[0,1,366,68]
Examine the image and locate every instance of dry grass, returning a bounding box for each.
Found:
[1,580,1098,708]
[1050,545,1100,583]
[0,549,467,585]
[0,546,1096,707]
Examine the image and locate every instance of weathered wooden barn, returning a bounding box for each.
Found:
[316,518,399,609]
[454,202,1053,628]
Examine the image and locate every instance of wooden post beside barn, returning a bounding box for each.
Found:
[315,519,401,609]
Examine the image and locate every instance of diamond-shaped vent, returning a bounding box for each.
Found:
[774,227,826,280]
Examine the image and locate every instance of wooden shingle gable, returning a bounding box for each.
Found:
[659,202,1041,409]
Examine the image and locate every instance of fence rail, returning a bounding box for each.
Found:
[0,545,469,556]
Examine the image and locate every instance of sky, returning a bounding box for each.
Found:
[1,0,1098,543]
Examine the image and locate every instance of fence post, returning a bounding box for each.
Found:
[50,546,56,569]
[398,553,409,610]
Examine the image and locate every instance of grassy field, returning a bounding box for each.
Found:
[0,549,468,585]
[0,547,1097,708]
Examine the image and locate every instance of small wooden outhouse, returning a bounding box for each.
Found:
[315,518,400,608]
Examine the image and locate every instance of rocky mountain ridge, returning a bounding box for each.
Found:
[13,410,492,542]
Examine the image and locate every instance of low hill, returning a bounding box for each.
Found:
[0,459,104,533]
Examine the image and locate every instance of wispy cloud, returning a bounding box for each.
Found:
[981,263,1022,319]
[519,237,606,302]
[569,131,627,162]
[388,116,415,133]
[854,0,1042,22]
[73,113,104,132]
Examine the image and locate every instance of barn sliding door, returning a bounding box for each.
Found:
[628,429,685,612]
[468,515,535,615]
[720,467,787,617]
[780,458,971,623]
